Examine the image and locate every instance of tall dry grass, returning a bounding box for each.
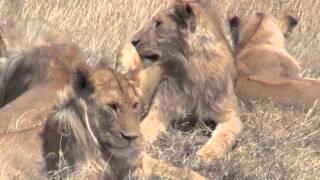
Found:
[0,0,319,179]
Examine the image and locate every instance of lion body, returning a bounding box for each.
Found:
[232,13,300,77]
[125,0,241,164]
[230,12,320,108]
[236,44,300,77]
[0,20,141,179]
[0,21,205,179]
[0,20,72,108]
[237,75,320,107]
[0,127,46,180]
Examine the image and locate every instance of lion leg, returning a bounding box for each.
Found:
[140,97,167,144]
[136,153,206,180]
[196,93,242,164]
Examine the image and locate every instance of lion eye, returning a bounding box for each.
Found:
[133,102,138,109]
[153,20,162,27]
[108,103,119,113]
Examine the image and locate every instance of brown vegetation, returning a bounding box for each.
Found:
[0,0,319,179]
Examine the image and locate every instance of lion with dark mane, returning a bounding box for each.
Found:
[117,0,242,164]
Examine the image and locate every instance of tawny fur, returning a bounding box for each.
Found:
[236,75,320,108]
[0,20,138,179]
[120,0,241,164]
[230,12,320,108]
[0,20,74,108]
[0,22,206,179]
[230,12,300,77]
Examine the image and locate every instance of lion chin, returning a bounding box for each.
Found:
[105,145,140,158]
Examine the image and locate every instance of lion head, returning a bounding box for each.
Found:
[43,61,142,177]
[130,0,196,66]
[229,11,298,53]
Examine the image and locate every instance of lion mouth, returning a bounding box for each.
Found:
[142,54,160,60]
[138,51,161,66]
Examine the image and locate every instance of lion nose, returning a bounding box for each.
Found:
[120,131,140,142]
[131,39,140,47]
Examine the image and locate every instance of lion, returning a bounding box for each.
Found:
[0,19,70,108]
[117,0,242,164]
[0,61,141,179]
[0,20,205,180]
[229,11,300,77]
[229,12,320,108]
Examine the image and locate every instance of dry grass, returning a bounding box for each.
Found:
[0,0,319,179]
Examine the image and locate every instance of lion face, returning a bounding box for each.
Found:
[89,69,141,158]
[58,63,142,159]
[229,11,298,51]
[130,0,195,66]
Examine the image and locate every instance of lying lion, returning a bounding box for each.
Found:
[117,0,241,164]
[0,20,205,180]
[229,12,320,108]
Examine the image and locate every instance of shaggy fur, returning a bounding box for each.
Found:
[230,12,320,108]
[42,65,144,179]
[0,20,142,179]
[0,64,145,179]
[0,46,143,180]
[0,20,81,131]
[123,0,241,164]
[0,26,205,179]
[0,20,72,108]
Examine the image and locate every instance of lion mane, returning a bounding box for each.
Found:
[119,0,242,164]
[0,20,142,179]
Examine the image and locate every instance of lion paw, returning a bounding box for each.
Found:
[196,147,219,165]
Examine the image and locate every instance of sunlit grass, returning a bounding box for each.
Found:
[0,0,319,179]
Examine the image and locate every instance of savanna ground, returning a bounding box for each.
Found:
[0,0,319,179]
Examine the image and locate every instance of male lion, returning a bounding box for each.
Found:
[119,0,242,164]
[229,12,320,108]
[0,60,142,179]
[0,20,70,108]
[0,20,205,180]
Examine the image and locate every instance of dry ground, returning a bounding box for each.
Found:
[0,0,319,179]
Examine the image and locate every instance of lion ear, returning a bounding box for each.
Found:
[173,0,196,31]
[115,43,146,98]
[71,62,95,95]
[94,56,114,70]
[279,11,298,37]
[115,43,144,78]
[229,15,240,45]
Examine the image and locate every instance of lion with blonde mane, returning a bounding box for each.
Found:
[0,20,205,180]
[117,0,242,164]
